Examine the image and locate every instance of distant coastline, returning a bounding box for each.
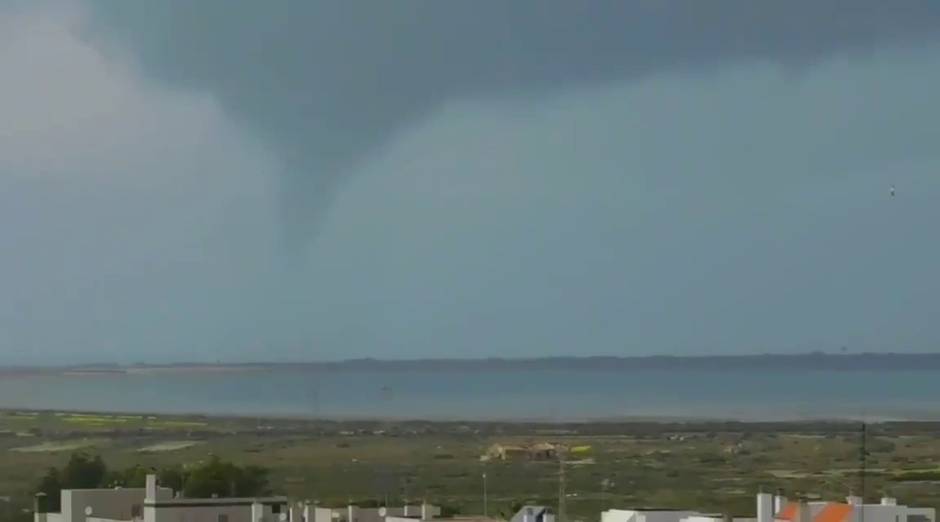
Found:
[5,352,940,376]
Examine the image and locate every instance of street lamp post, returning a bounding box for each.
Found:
[482,473,488,517]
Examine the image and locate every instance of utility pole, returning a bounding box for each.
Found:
[860,421,867,522]
[557,448,566,522]
[482,473,488,517]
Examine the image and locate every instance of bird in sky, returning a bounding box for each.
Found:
[890,185,896,197]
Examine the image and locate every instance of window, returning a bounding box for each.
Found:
[131,505,142,519]
[272,505,282,514]
[218,514,229,522]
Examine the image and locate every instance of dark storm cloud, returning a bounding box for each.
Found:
[83,1,940,240]
[5,2,940,364]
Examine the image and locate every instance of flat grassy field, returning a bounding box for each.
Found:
[3,411,940,522]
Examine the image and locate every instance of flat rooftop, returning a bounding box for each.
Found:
[146,497,288,507]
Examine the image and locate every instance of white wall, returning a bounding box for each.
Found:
[643,512,698,522]
[907,508,935,522]
[602,510,696,522]
[311,508,334,522]
[757,493,774,522]
[386,517,418,522]
[350,508,385,522]
[63,488,172,522]
[838,504,904,522]
[322,505,440,522]
[601,509,639,522]
[858,505,916,522]
[150,504,250,522]
[148,503,283,522]
[88,517,133,522]
[793,501,934,522]
[681,515,722,522]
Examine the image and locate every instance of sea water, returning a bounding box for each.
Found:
[0,368,936,421]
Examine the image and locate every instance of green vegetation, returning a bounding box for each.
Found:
[177,457,270,498]
[3,411,940,522]
[34,452,270,511]
[892,470,940,482]
[36,453,107,511]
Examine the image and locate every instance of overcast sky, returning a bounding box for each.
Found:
[2,2,940,365]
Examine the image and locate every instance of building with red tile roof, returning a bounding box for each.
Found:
[764,494,933,522]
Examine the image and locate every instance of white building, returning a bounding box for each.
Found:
[682,515,755,522]
[37,483,173,522]
[601,509,758,522]
[761,492,934,522]
[35,475,288,522]
[510,506,554,522]
[300,503,441,522]
[602,492,934,522]
[601,509,699,522]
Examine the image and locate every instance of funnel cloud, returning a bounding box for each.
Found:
[84,1,940,240]
[2,2,940,364]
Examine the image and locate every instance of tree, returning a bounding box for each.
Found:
[35,453,267,508]
[105,465,190,491]
[35,453,107,511]
[182,456,270,498]
[500,502,525,520]
[36,468,63,512]
[61,453,107,489]
[107,465,149,488]
[237,465,270,497]
[158,467,186,493]
[440,505,461,517]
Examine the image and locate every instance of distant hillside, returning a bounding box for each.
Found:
[281,352,940,372]
[7,352,940,375]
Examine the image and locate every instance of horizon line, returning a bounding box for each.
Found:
[5,350,940,370]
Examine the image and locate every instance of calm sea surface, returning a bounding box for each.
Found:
[0,369,937,421]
